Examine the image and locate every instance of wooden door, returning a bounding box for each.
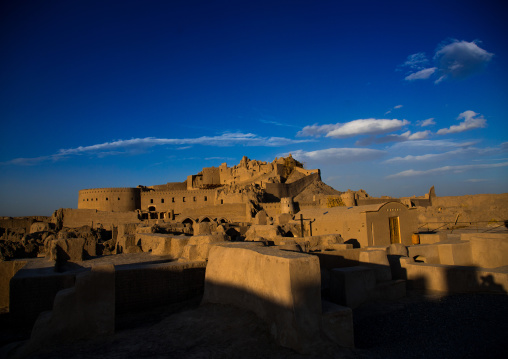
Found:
[389,216,400,244]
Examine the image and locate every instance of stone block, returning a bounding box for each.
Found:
[328,243,353,251]
[49,238,85,262]
[244,224,282,241]
[419,233,446,245]
[330,266,376,308]
[30,222,50,234]
[438,242,472,266]
[202,243,322,353]
[387,243,408,257]
[138,233,189,257]
[468,234,508,268]
[321,300,354,348]
[19,264,115,357]
[359,250,392,282]
[193,222,213,235]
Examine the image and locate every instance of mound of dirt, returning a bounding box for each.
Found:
[294,180,343,203]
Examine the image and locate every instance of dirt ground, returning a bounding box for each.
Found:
[4,290,506,359]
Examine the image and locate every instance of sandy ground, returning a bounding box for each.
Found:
[3,290,505,359]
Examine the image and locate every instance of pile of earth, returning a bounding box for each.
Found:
[294,180,343,203]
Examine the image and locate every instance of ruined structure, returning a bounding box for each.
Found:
[0,155,506,357]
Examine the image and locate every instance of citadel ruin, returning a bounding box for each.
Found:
[0,155,507,358]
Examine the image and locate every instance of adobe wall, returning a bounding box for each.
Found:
[311,212,368,246]
[78,188,141,212]
[61,209,140,230]
[115,261,206,315]
[141,189,217,212]
[366,202,418,247]
[417,193,508,227]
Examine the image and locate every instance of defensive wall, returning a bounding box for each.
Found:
[78,188,141,212]
[141,189,217,212]
[61,209,140,230]
[265,172,321,199]
[176,203,249,223]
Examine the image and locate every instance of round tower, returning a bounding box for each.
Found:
[280,197,295,214]
[340,191,356,207]
[78,188,141,212]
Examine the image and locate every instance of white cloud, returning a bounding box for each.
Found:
[434,40,494,81]
[297,123,342,137]
[400,40,493,83]
[356,130,430,146]
[387,161,508,178]
[405,67,437,81]
[394,105,403,109]
[399,52,430,71]
[419,118,436,127]
[326,119,409,138]
[437,110,486,135]
[291,148,386,164]
[1,132,311,166]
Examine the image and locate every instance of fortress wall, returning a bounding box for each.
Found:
[78,188,141,212]
[260,202,281,218]
[417,193,508,225]
[61,209,140,230]
[0,218,37,235]
[141,189,217,212]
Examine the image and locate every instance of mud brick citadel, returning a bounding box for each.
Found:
[1,155,507,357]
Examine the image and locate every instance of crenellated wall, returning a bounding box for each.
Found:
[78,188,141,212]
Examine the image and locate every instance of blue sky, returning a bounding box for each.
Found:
[1,0,507,216]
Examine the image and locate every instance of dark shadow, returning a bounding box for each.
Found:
[344,238,360,248]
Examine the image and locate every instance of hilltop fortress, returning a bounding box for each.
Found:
[78,154,363,223]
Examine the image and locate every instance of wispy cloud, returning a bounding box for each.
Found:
[259,119,299,128]
[437,110,486,135]
[290,147,386,164]
[356,130,430,146]
[1,132,311,166]
[418,118,436,127]
[298,119,409,138]
[405,67,437,81]
[384,145,504,163]
[400,39,493,83]
[385,104,403,115]
[387,161,508,178]
[389,139,478,150]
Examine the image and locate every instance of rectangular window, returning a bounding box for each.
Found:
[161,198,165,203]
[106,198,108,201]
[172,197,175,203]
[204,196,207,201]
[193,197,196,202]
[183,197,186,202]
[150,199,153,203]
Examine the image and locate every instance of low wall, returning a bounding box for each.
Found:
[0,260,27,310]
[400,258,508,294]
[115,261,206,315]
[61,209,140,230]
